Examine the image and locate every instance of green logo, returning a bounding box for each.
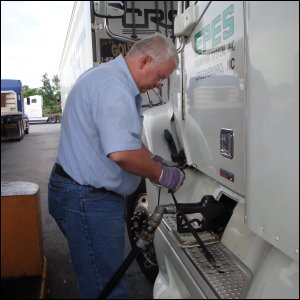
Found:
[195,4,234,54]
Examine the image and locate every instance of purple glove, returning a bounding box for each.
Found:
[159,166,185,192]
[152,154,178,167]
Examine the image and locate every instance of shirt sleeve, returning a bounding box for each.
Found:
[92,86,143,156]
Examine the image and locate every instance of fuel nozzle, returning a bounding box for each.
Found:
[136,205,166,249]
[136,204,177,249]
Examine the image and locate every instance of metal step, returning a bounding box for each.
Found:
[162,215,252,299]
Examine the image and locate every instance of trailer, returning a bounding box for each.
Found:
[1,79,29,141]
[59,1,177,112]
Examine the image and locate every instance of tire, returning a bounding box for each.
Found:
[24,121,29,134]
[16,120,24,141]
[48,116,56,124]
[56,115,62,123]
[125,179,159,283]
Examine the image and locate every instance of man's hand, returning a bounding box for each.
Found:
[159,166,185,192]
[152,154,178,167]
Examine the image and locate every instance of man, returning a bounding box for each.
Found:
[48,33,184,299]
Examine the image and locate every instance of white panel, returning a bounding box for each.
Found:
[59,1,94,111]
[183,2,245,195]
[245,2,299,262]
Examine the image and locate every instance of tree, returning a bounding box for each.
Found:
[38,73,61,114]
[23,85,39,98]
[52,74,61,101]
[22,73,61,115]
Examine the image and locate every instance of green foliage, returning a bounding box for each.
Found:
[38,73,61,109]
[23,73,62,114]
[23,85,39,98]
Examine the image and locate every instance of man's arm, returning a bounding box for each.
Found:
[109,144,185,192]
[109,148,162,183]
[141,142,154,158]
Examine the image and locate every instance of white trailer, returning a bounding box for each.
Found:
[59,1,177,112]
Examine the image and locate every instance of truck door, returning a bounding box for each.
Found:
[173,1,245,196]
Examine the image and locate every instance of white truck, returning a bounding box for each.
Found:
[24,95,46,123]
[24,95,62,124]
[62,1,299,299]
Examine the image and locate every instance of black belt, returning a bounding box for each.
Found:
[54,163,107,193]
[54,164,74,181]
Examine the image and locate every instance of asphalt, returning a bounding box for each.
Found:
[1,123,153,299]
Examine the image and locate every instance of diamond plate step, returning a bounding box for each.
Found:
[162,215,252,298]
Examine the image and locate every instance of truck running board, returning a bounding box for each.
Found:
[162,214,252,299]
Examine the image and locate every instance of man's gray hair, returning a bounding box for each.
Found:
[127,33,179,68]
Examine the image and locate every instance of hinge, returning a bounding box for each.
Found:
[91,22,104,30]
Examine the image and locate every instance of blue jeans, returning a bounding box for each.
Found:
[48,167,128,299]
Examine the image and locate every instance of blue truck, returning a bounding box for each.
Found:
[1,79,29,141]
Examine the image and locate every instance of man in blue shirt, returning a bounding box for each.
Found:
[48,33,184,299]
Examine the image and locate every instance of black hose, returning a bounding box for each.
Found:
[97,246,141,299]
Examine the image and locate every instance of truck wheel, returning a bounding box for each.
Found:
[48,116,56,124]
[125,179,159,283]
[21,122,24,138]
[16,120,24,141]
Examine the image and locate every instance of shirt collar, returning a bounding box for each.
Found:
[135,94,143,117]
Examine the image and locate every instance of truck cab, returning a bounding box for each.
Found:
[63,2,299,298]
[104,1,298,298]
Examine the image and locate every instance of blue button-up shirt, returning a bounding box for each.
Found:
[57,55,143,196]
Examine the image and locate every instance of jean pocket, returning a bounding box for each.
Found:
[48,183,69,221]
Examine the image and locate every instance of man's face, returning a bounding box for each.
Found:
[139,57,176,93]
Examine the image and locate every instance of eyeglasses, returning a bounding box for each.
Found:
[156,73,166,85]
[152,60,167,86]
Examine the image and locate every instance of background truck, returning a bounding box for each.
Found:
[59,1,177,112]
[1,79,29,141]
[61,1,299,299]
[24,95,61,124]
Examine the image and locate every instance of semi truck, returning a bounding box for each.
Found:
[1,79,29,141]
[62,1,299,299]
[24,95,61,124]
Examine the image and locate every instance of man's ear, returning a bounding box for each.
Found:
[140,55,152,69]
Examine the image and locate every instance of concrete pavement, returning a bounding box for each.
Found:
[1,123,153,299]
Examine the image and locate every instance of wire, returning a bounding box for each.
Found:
[150,88,163,104]
[146,91,153,107]
[157,187,161,206]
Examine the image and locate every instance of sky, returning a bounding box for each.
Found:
[1,1,75,88]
